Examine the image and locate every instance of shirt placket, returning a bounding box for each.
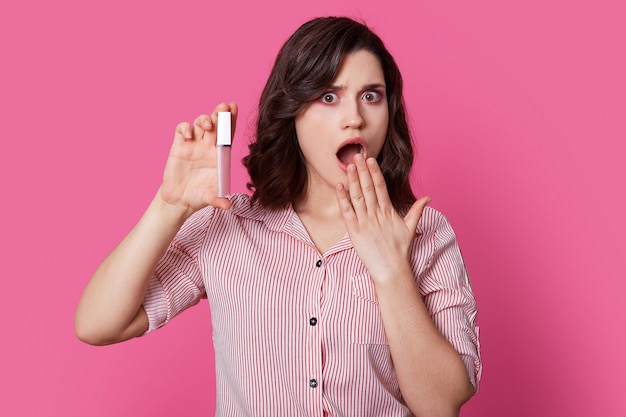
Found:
[305,254,325,417]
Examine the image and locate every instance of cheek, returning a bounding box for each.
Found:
[295,109,327,139]
[373,109,389,138]
[381,104,390,127]
[369,109,389,158]
[294,124,318,162]
[294,119,311,147]
[365,104,389,127]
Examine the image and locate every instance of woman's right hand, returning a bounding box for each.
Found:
[158,102,238,218]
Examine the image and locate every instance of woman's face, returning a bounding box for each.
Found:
[295,49,389,193]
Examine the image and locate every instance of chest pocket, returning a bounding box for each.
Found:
[350,273,388,345]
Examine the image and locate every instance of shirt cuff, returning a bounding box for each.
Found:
[459,325,482,393]
[141,274,169,335]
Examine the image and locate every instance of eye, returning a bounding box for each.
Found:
[362,91,382,102]
[321,92,339,104]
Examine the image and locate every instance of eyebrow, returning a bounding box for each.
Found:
[328,83,386,91]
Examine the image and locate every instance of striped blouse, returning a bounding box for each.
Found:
[143,193,481,416]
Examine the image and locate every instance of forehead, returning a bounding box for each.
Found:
[331,50,385,86]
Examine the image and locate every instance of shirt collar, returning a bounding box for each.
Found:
[229,193,293,233]
[228,193,354,255]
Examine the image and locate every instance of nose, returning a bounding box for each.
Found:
[342,99,364,129]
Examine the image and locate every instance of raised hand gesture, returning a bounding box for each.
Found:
[336,154,431,281]
[159,102,238,217]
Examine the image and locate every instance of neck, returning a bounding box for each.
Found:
[292,183,348,254]
[293,184,342,219]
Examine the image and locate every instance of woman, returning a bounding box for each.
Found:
[75,16,481,417]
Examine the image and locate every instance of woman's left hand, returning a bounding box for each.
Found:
[336,154,431,281]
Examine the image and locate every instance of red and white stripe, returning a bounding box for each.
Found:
[143,193,481,416]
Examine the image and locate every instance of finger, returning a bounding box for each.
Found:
[209,102,233,134]
[366,157,393,211]
[207,196,232,211]
[175,122,192,141]
[346,162,367,218]
[354,154,378,210]
[336,183,358,226]
[404,196,432,234]
[193,114,213,141]
[228,101,239,138]
[208,102,239,144]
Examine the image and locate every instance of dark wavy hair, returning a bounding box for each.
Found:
[243,16,416,210]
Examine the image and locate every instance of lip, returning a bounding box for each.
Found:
[336,137,368,172]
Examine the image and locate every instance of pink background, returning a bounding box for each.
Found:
[1,0,624,415]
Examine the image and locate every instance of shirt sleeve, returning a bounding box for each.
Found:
[416,210,482,391]
[142,207,214,334]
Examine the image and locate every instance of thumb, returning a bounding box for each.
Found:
[206,196,233,211]
[228,101,239,139]
[404,196,432,234]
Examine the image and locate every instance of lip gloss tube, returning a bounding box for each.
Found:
[217,111,231,198]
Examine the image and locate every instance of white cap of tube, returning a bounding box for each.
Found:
[217,112,231,145]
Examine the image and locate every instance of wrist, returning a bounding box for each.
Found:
[370,259,415,285]
[152,188,193,226]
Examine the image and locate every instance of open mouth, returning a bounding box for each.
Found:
[336,143,365,166]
